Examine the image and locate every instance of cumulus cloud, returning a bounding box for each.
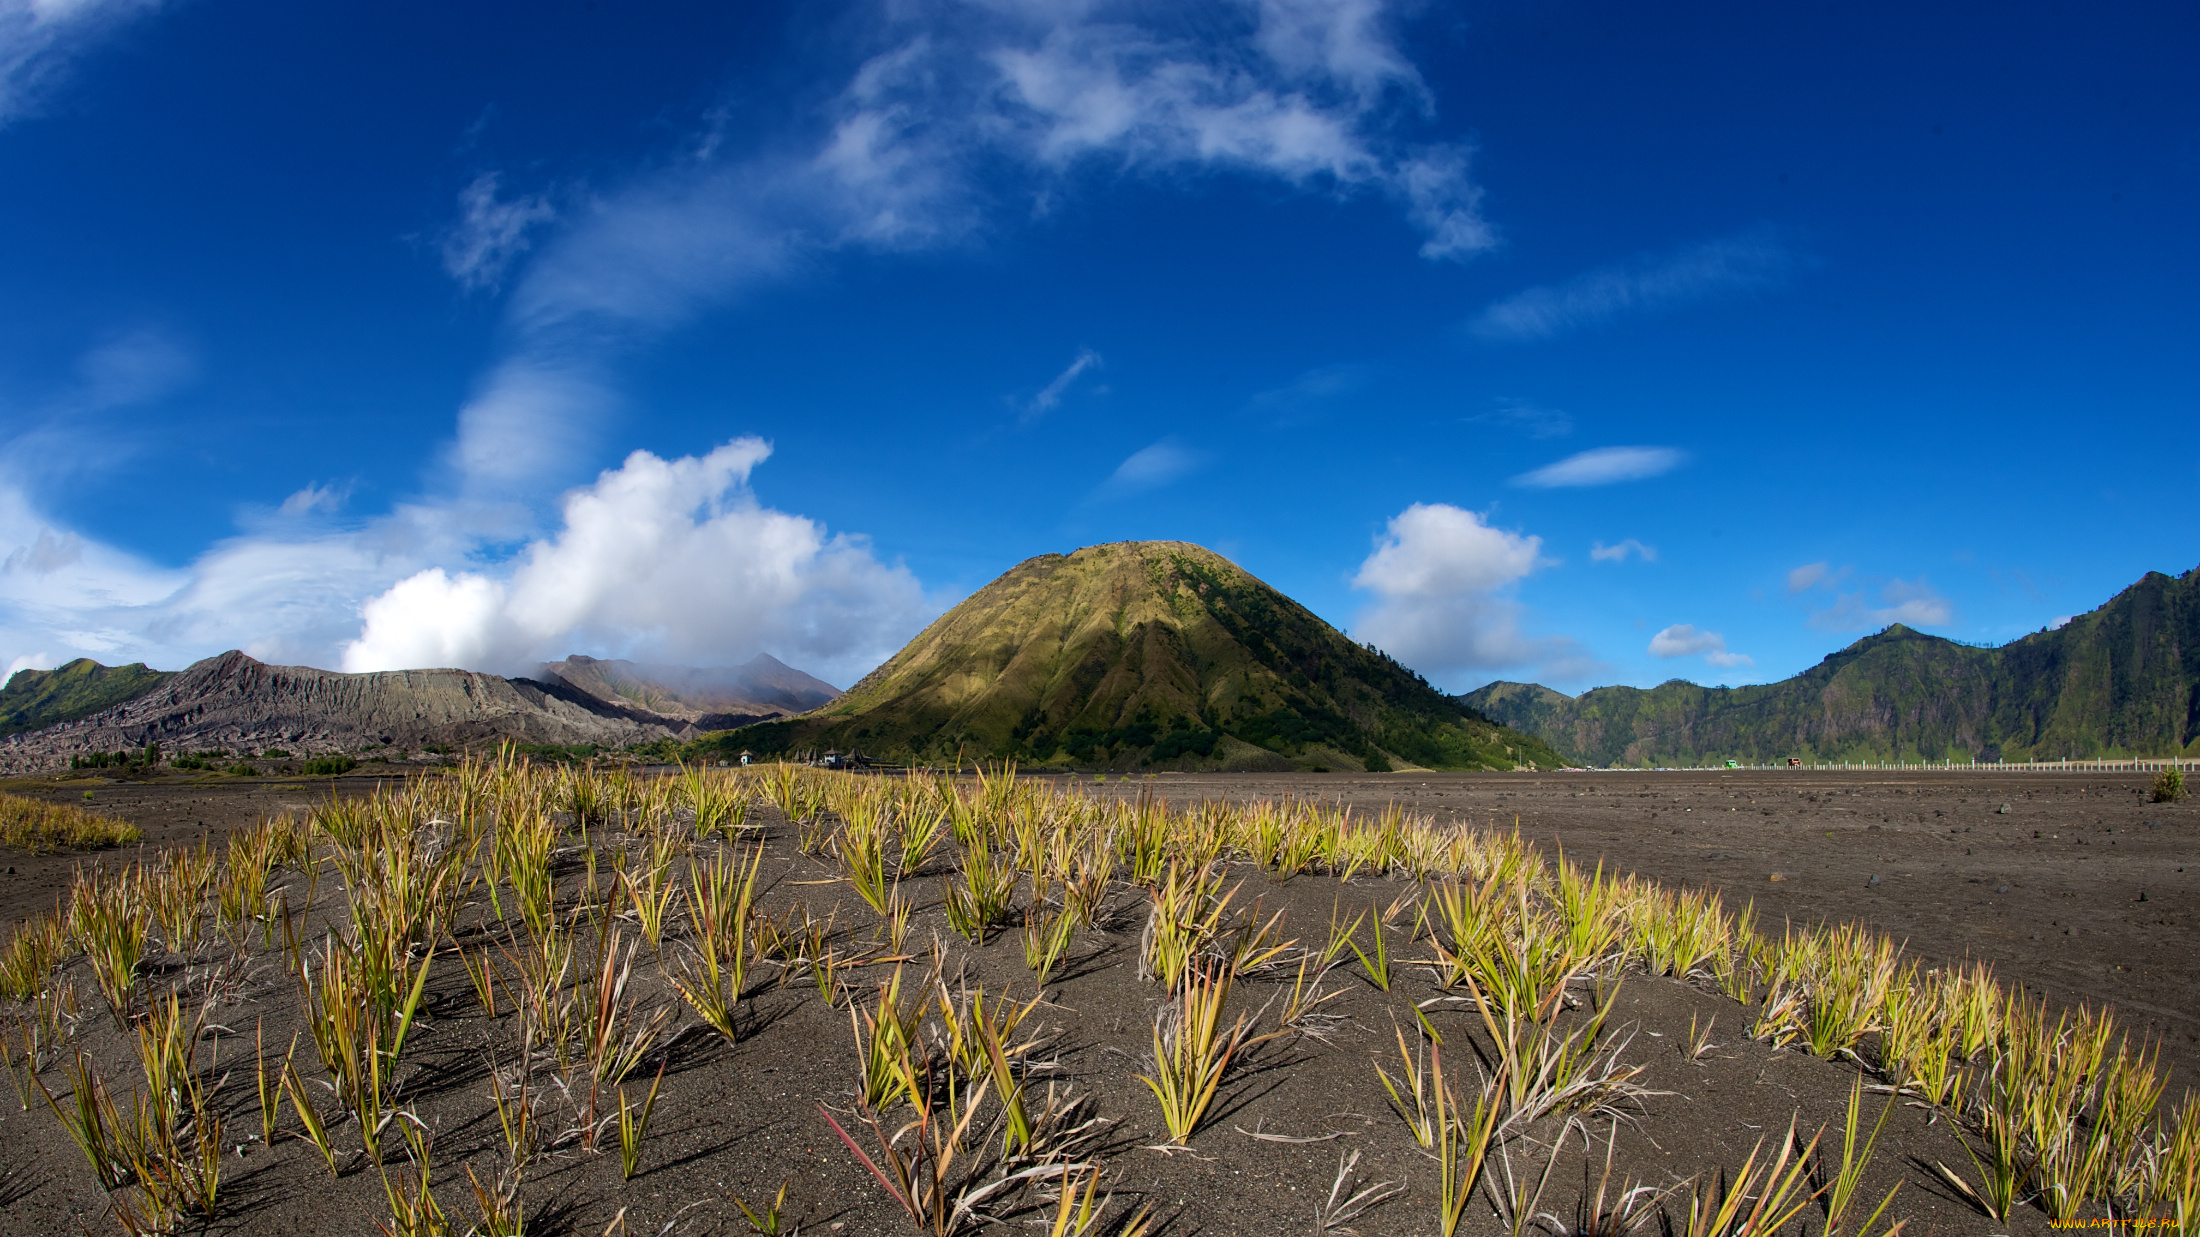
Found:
[1,442,932,686]
[1026,348,1102,418]
[1787,561,1830,593]
[442,172,557,293]
[0,0,159,127]
[1590,538,1654,564]
[1349,503,1595,686]
[1648,623,1751,668]
[1512,446,1685,489]
[5,651,52,679]
[341,439,930,683]
[1469,225,1800,343]
[2048,614,2072,630]
[1805,577,1954,632]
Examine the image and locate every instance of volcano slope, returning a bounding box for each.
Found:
[701,540,1561,772]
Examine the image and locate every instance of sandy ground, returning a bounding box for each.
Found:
[0,765,2188,1236]
[1080,768,2199,1085]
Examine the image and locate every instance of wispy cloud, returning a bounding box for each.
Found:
[1590,538,1655,563]
[1512,446,1686,488]
[0,0,160,127]
[1467,398,1572,439]
[1805,577,1954,631]
[439,2,1500,497]
[277,483,349,518]
[1787,561,1830,593]
[1469,225,1800,343]
[1092,437,1202,500]
[442,172,557,293]
[1350,502,1598,688]
[1247,361,1380,424]
[1024,348,1102,419]
[1648,623,1751,668]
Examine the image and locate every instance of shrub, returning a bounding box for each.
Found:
[301,755,357,776]
[225,762,258,777]
[2152,768,2187,803]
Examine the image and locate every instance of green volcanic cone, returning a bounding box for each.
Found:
[698,540,1563,771]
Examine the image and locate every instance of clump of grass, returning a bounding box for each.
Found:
[0,790,140,852]
[1137,963,1264,1144]
[2153,767,2187,803]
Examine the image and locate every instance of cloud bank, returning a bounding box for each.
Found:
[1,442,934,687]
[1469,225,1799,343]
[342,439,926,681]
[1350,503,1594,687]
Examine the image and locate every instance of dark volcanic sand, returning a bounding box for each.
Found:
[1078,769,2200,1087]
[0,767,2187,1237]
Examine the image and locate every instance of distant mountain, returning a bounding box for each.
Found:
[701,540,1564,771]
[2,658,172,739]
[0,651,698,770]
[0,648,854,771]
[1464,565,2200,766]
[537,654,839,726]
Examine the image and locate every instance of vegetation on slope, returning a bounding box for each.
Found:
[0,658,170,739]
[695,541,1563,771]
[1467,564,2200,766]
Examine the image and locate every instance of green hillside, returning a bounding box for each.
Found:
[1,659,172,739]
[1465,565,2200,766]
[697,541,1563,771]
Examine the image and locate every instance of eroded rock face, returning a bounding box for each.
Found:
[0,651,707,769]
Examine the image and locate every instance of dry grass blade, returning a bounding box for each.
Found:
[1316,1147,1403,1232]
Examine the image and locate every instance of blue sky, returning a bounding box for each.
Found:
[1,0,2194,694]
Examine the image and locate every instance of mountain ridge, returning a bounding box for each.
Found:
[1464,565,2200,765]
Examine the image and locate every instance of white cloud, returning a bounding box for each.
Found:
[2,526,83,574]
[0,0,158,127]
[1512,446,1686,489]
[442,172,557,293]
[1805,577,1954,632]
[1,441,931,686]
[1648,623,1751,668]
[1787,561,1830,593]
[278,483,347,518]
[1026,348,1102,417]
[1469,225,1799,343]
[2048,614,2072,630]
[1590,538,1655,564]
[341,439,932,684]
[1350,503,1594,686]
[5,651,52,679]
[1092,437,1202,499]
